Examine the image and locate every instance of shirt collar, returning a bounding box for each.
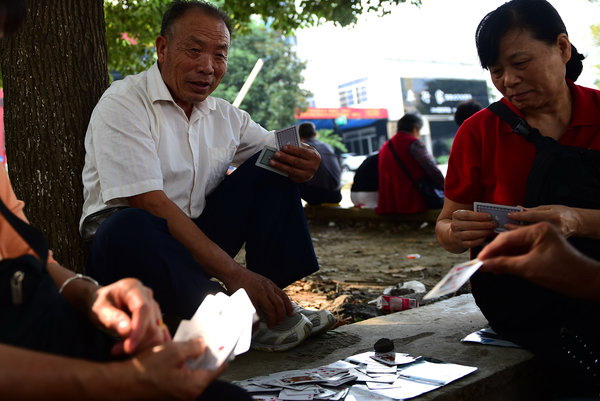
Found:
[146,62,217,116]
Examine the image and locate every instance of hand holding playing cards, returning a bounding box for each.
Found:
[269,143,321,183]
[436,201,498,253]
[506,204,582,237]
[224,267,293,326]
[479,222,600,301]
[91,278,170,356]
[125,338,226,400]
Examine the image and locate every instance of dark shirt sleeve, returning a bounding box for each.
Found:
[409,140,444,189]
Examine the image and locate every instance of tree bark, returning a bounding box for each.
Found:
[0,0,107,271]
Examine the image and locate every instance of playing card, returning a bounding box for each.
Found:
[423,259,483,300]
[474,201,523,233]
[275,125,301,150]
[173,289,256,371]
[370,353,419,366]
[255,146,288,176]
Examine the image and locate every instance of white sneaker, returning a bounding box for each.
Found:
[292,302,336,336]
[251,312,312,352]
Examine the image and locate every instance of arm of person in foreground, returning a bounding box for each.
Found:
[478,222,600,301]
[47,263,169,355]
[129,191,292,327]
[0,339,225,401]
[506,205,600,240]
[435,197,497,254]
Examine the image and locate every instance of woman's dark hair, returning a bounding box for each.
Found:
[397,113,423,133]
[475,0,584,81]
[1,0,27,35]
[160,0,232,37]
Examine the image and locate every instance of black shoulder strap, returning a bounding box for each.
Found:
[487,101,537,137]
[0,197,48,264]
[387,140,417,184]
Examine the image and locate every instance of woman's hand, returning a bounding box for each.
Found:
[506,204,582,237]
[436,198,497,253]
[90,278,170,355]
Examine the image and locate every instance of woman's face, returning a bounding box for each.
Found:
[489,29,571,113]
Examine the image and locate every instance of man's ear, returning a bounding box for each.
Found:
[156,36,167,64]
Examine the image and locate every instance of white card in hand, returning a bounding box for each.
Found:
[173,288,256,371]
[474,202,523,233]
[423,259,483,300]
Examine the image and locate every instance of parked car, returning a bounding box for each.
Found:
[341,153,368,172]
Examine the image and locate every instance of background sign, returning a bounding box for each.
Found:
[401,78,489,115]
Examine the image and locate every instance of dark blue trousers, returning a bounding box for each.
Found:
[86,153,319,319]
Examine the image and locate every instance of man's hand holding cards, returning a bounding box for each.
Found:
[256,125,320,182]
[255,126,302,177]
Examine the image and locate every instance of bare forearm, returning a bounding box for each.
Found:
[574,208,600,240]
[46,262,98,316]
[129,191,242,283]
[0,345,142,401]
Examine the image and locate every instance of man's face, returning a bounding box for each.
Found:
[156,9,230,114]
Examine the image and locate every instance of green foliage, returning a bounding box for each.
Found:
[104,0,164,77]
[316,129,347,153]
[592,23,600,89]
[103,0,420,75]
[211,23,311,129]
[221,0,421,35]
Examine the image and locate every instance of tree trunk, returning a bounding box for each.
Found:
[0,0,107,271]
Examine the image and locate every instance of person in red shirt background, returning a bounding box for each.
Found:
[376,113,444,215]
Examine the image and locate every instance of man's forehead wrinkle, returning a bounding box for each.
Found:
[186,34,230,49]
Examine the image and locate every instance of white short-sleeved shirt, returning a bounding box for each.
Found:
[80,62,274,230]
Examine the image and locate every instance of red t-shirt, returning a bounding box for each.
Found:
[446,81,600,206]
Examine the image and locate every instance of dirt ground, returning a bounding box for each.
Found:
[284,220,470,325]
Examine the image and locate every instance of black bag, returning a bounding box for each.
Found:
[487,100,600,259]
[387,140,444,209]
[470,101,600,393]
[0,198,113,360]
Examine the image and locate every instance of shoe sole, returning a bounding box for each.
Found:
[251,323,312,352]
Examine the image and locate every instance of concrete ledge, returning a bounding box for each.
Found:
[223,294,551,400]
[304,205,441,224]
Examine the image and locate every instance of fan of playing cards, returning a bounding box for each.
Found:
[255,125,302,176]
[173,289,257,371]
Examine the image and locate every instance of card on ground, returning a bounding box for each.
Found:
[474,201,523,233]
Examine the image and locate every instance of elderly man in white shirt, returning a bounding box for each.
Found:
[80,0,335,352]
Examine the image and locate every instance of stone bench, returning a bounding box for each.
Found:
[304,204,441,225]
[222,294,551,400]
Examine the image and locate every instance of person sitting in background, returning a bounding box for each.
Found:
[0,0,249,399]
[298,122,342,205]
[376,114,444,214]
[453,99,483,127]
[350,152,379,208]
